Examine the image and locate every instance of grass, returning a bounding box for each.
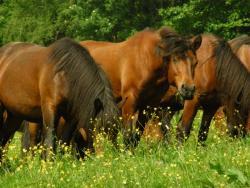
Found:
[0,111,249,188]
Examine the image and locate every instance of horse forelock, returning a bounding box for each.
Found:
[214,37,250,116]
[48,37,119,130]
[158,27,192,57]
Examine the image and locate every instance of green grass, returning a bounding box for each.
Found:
[0,112,249,188]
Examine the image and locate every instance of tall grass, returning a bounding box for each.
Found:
[0,112,249,188]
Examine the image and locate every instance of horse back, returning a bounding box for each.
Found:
[80,40,114,51]
[80,40,125,97]
[81,32,162,97]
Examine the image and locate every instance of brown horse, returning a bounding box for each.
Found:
[20,27,202,150]
[223,35,250,136]
[174,34,250,143]
[158,35,249,142]
[0,38,119,159]
[80,27,202,146]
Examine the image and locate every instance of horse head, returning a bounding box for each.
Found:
[156,27,202,100]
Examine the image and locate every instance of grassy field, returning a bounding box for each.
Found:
[0,112,249,188]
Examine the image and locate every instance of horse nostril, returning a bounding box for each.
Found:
[181,84,185,89]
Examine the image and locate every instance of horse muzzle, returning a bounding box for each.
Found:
[179,84,195,100]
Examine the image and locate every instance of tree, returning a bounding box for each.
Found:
[160,0,250,39]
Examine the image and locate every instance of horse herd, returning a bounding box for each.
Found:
[0,27,249,160]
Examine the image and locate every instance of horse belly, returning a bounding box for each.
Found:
[6,103,42,122]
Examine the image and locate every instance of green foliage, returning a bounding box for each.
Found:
[0,0,168,45]
[0,0,249,44]
[160,0,250,39]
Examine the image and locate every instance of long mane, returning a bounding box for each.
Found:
[214,37,250,117]
[48,38,119,130]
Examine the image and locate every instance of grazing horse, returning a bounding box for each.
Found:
[20,27,202,150]
[80,27,202,146]
[223,35,250,136]
[174,34,250,143]
[0,38,119,159]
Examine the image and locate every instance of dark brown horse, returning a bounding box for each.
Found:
[0,38,119,159]
[174,34,250,143]
[80,27,202,146]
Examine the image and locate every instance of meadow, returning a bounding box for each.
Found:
[0,112,249,188]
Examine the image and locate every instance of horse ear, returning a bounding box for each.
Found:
[191,35,202,52]
[156,42,172,64]
[94,98,103,115]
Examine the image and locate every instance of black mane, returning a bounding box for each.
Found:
[48,37,119,131]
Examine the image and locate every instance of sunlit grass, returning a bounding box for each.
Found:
[0,111,249,187]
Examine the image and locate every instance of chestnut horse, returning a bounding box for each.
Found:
[21,27,202,149]
[175,34,250,143]
[80,27,202,147]
[0,38,119,159]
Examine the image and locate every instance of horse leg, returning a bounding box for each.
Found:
[161,109,176,142]
[225,107,238,137]
[130,109,150,147]
[60,121,75,145]
[224,106,245,138]
[41,103,59,160]
[58,120,79,156]
[21,122,42,157]
[74,128,95,159]
[21,122,31,154]
[0,103,4,127]
[198,107,218,144]
[0,114,22,159]
[121,91,138,148]
[176,98,199,143]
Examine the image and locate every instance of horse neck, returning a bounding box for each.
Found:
[194,37,217,93]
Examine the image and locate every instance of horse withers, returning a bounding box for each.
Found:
[81,27,202,147]
[0,38,119,160]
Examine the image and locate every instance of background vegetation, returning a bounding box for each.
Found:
[0,0,249,45]
[0,1,250,187]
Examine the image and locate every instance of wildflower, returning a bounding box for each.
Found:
[22,148,27,153]
[122,179,127,184]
